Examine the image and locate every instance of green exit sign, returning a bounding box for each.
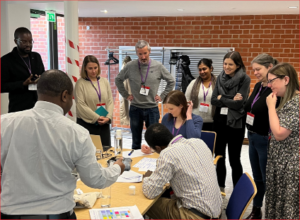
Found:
[46,11,56,22]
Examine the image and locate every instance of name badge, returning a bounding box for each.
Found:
[97,103,106,110]
[199,103,209,113]
[28,84,37,91]
[220,107,228,115]
[140,86,150,96]
[246,112,255,126]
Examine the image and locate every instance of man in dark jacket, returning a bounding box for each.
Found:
[1,27,45,113]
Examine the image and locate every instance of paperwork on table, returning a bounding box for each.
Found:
[89,205,143,220]
[116,170,143,183]
[122,149,153,158]
[133,157,157,172]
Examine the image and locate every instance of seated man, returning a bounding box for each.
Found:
[142,123,222,219]
[1,70,125,219]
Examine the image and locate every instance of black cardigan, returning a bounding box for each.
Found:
[1,47,45,112]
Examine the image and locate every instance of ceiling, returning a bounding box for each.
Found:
[10,1,300,17]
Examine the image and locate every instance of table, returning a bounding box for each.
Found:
[74,150,168,219]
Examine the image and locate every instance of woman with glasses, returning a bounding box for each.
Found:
[185,58,217,131]
[211,51,250,193]
[241,54,279,219]
[265,63,299,219]
[75,55,114,146]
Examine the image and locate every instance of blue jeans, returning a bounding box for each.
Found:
[248,131,268,207]
[129,105,160,149]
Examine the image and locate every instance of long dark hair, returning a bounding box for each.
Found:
[223,51,246,72]
[164,90,188,120]
[190,58,216,108]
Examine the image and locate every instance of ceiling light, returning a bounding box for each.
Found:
[100,10,108,13]
[289,6,298,9]
[177,9,184,11]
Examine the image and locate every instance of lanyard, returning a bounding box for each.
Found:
[171,135,183,144]
[88,78,101,102]
[172,118,185,136]
[19,55,32,75]
[251,85,268,109]
[138,60,151,86]
[202,81,212,102]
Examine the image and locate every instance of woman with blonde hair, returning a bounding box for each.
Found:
[242,53,279,219]
[75,55,114,146]
[265,62,299,219]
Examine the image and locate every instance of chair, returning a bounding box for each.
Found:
[201,130,222,165]
[90,134,103,152]
[226,173,257,219]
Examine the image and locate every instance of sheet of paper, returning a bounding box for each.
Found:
[122,149,153,158]
[133,157,157,171]
[89,205,144,220]
[116,170,143,183]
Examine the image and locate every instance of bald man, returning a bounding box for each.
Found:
[1,27,45,113]
[1,70,125,219]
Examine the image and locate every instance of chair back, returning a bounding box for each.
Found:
[90,135,103,152]
[226,173,257,219]
[201,130,216,156]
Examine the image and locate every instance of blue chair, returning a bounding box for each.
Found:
[226,173,257,219]
[201,130,222,165]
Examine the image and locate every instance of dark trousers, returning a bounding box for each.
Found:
[214,121,245,187]
[77,118,111,146]
[1,211,76,219]
[129,105,160,149]
[248,131,268,207]
[202,122,214,132]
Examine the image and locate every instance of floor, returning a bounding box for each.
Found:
[110,129,265,219]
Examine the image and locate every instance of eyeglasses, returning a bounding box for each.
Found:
[267,77,280,84]
[17,39,34,45]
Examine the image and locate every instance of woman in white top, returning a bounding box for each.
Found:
[185,58,217,131]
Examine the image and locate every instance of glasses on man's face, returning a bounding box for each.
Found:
[17,39,34,45]
[267,77,280,85]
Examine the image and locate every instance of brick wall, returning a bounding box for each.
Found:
[31,14,300,128]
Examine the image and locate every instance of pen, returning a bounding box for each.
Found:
[128,149,134,156]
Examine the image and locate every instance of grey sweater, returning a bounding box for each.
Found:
[115,59,175,108]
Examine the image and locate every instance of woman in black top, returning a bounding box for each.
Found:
[211,51,250,193]
[242,54,279,219]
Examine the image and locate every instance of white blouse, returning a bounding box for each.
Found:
[185,79,214,123]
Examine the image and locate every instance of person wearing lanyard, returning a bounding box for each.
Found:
[161,90,203,139]
[242,54,279,219]
[1,27,45,113]
[142,123,222,219]
[211,51,250,193]
[75,55,114,146]
[186,58,217,131]
[115,40,175,150]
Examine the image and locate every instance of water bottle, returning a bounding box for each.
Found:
[114,129,123,156]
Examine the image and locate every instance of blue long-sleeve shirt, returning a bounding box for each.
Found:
[161,113,203,139]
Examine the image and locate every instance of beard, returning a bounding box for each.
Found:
[18,46,32,55]
[140,59,149,65]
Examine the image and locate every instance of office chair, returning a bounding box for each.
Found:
[226,173,257,219]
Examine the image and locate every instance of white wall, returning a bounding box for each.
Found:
[1,2,31,114]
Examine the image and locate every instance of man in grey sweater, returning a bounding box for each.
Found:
[115,40,175,149]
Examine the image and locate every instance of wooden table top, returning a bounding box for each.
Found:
[74,149,167,219]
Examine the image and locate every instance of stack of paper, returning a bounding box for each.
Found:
[122,149,153,158]
[116,170,143,183]
[133,158,157,172]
